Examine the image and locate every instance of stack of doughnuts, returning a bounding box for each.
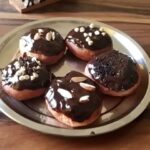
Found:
[1,23,141,127]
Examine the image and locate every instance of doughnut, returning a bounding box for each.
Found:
[1,54,51,101]
[45,71,102,127]
[19,27,66,65]
[85,50,141,96]
[65,23,112,61]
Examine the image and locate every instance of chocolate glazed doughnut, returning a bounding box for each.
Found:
[45,71,102,127]
[65,23,112,61]
[1,54,51,100]
[19,27,66,65]
[85,50,141,97]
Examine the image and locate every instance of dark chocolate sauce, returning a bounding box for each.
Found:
[1,54,51,90]
[66,25,112,50]
[88,50,139,91]
[45,71,102,122]
[19,27,65,56]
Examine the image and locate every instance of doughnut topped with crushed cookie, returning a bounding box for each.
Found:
[87,50,139,91]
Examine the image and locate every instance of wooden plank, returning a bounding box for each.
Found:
[0,12,150,24]
[9,0,61,13]
[72,0,150,10]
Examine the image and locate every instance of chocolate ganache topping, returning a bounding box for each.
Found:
[1,54,51,90]
[19,27,66,56]
[66,23,112,50]
[45,71,102,122]
[88,50,139,91]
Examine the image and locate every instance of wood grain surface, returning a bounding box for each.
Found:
[0,0,150,150]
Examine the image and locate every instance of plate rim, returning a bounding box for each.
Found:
[0,17,150,137]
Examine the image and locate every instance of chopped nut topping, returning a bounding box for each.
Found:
[7,68,12,76]
[12,76,19,83]
[30,72,38,81]
[51,99,57,108]
[31,57,37,62]
[99,27,104,32]
[79,95,90,103]
[14,61,20,70]
[89,23,94,28]
[88,40,93,46]
[90,69,95,75]
[19,75,29,81]
[38,29,44,33]
[45,32,52,41]
[88,64,95,69]
[70,39,75,43]
[65,104,71,110]
[36,60,41,65]
[24,75,30,80]
[79,82,96,91]
[46,89,54,101]
[68,35,72,38]
[30,76,35,81]
[34,33,41,40]
[85,37,91,42]
[57,80,62,83]
[71,76,87,82]
[74,28,79,32]
[94,30,100,35]
[36,66,40,69]
[32,72,39,78]
[80,27,85,32]
[101,32,106,36]
[15,67,25,76]
[83,33,88,37]
[95,75,100,79]
[57,88,72,99]
[88,32,92,37]
[52,32,55,40]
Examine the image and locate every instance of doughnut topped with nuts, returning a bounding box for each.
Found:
[45,71,102,127]
[1,54,51,100]
[19,27,66,65]
[65,23,112,61]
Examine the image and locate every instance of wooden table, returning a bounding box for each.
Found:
[0,0,150,150]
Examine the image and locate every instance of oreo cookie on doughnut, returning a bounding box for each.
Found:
[1,54,51,101]
[85,50,141,96]
[65,23,112,61]
[19,27,66,65]
[45,71,102,127]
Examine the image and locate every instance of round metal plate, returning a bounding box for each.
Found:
[0,18,150,137]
